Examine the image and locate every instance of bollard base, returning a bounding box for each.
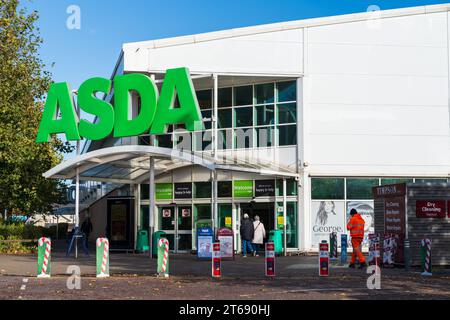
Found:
[37,274,50,278]
[421,271,432,277]
[158,273,169,279]
[97,273,110,278]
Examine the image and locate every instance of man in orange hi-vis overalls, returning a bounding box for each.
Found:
[347,209,367,269]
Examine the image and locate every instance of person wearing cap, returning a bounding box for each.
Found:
[240,213,255,257]
[347,208,367,269]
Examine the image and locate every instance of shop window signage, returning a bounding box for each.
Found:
[255,180,275,197]
[174,183,192,199]
[156,183,173,200]
[233,180,253,198]
[36,67,203,143]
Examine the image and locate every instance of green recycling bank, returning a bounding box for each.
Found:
[41,4,450,255]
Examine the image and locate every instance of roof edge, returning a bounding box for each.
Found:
[123,3,450,50]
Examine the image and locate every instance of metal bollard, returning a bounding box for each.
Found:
[96,238,110,278]
[37,237,52,278]
[319,240,329,277]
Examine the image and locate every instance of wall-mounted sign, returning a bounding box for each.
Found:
[174,183,192,199]
[155,183,173,200]
[36,67,203,143]
[416,200,446,218]
[255,180,275,197]
[233,180,253,198]
[225,217,232,228]
[384,197,406,235]
[311,201,345,247]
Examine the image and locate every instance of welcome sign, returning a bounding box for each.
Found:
[36,67,203,143]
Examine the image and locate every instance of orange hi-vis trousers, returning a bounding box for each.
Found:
[351,237,366,264]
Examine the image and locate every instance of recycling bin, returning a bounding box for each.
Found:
[136,229,149,253]
[197,227,214,260]
[152,231,167,258]
[268,230,283,255]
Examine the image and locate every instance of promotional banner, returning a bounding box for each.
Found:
[311,201,345,248]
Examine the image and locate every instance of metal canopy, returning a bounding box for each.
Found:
[43,145,298,183]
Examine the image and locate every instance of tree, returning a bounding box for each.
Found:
[0,0,72,217]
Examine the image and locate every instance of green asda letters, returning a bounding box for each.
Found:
[36,67,203,143]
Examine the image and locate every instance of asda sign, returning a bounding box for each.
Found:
[36,67,203,143]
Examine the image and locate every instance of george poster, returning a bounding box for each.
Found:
[346,201,374,248]
[311,201,345,248]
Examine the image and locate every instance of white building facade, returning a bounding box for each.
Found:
[47,4,450,253]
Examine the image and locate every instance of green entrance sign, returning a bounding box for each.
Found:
[233,180,254,198]
[156,183,173,200]
[36,67,203,143]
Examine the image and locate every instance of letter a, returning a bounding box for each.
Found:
[150,68,203,134]
[36,82,80,143]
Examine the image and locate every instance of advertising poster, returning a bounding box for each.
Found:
[218,236,233,258]
[346,201,374,248]
[197,236,213,259]
[311,201,345,248]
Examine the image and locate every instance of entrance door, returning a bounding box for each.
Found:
[107,197,134,250]
[158,205,192,253]
[239,202,275,251]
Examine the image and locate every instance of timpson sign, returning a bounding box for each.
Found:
[36,67,203,143]
[373,183,406,236]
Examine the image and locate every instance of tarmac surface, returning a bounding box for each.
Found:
[1,245,450,300]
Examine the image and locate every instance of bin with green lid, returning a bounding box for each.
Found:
[136,229,150,253]
[153,231,167,258]
[268,230,283,255]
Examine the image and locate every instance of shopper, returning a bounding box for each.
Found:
[240,213,254,257]
[252,215,266,256]
[80,216,93,248]
[347,209,367,269]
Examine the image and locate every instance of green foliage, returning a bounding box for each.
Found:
[0,0,73,216]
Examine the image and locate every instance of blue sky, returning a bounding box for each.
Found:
[26,0,450,91]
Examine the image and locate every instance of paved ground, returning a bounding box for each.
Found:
[1,247,450,300]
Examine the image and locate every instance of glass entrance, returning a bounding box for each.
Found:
[158,205,192,253]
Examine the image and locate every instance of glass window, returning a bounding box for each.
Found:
[256,104,275,126]
[277,81,297,102]
[415,178,449,183]
[195,182,212,198]
[219,87,232,108]
[195,204,211,220]
[218,109,232,128]
[174,132,192,151]
[218,181,232,198]
[194,131,212,151]
[219,204,233,228]
[286,202,298,248]
[346,178,379,200]
[278,125,297,146]
[218,129,233,150]
[156,134,172,148]
[234,107,253,127]
[276,179,298,196]
[278,103,297,124]
[140,184,149,200]
[256,83,274,105]
[381,178,413,185]
[196,90,212,109]
[234,85,253,106]
[201,110,212,130]
[235,128,254,149]
[256,126,275,148]
[311,178,345,200]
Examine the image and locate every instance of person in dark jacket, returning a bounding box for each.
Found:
[80,216,93,248]
[240,213,255,257]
